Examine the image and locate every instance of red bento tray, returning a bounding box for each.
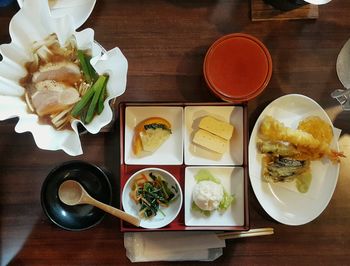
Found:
[119,102,249,232]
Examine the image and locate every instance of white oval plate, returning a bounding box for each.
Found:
[122,168,183,229]
[248,94,340,226]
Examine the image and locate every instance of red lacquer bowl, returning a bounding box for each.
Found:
[204,33,272,102]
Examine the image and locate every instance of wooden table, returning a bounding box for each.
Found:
[1,1,350,265]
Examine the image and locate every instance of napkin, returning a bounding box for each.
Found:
[124,231,226,262]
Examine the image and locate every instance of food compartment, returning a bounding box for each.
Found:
[120,164,185,231]
[184,105,244,165]
[124,106,183,165]
[184,166,245,227]
[122,167,183,229]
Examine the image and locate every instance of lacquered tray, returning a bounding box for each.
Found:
[119,102,249,232]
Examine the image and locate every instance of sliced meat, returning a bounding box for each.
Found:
[32,61,82,85]
[31,80,80,116]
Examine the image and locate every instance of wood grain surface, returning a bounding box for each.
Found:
[1,0,350,265]
[251,0,319,21]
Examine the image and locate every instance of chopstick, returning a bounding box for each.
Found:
[216,228,274,240]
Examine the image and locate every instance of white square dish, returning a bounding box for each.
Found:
[124,106,183,165]
[184,106,243,165]
[184,166,244,226]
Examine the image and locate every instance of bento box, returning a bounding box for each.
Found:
[119,102,249,232]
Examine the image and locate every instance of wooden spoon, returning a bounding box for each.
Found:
[58,180,140,227]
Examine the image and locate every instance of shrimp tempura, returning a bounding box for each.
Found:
[259,116,344,162]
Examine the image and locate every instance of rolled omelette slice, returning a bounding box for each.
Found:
[193,129,228,154]
[198,115,234,140]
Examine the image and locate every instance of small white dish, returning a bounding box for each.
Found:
[184,166,244,226]
[248,94,340,226]
[124,106,183,165]
[184,106,243,165]
[122,168,183,229]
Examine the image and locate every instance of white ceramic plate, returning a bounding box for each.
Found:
[184,106,243,165]
[122,168,183,229]
[248,94,340,225]
[304,0,332,5]
[184,166,244,226]
[17,0,96,29]
[124,106,183,165]
[336,38,350,89]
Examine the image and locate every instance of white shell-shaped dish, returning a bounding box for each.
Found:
[17,0,96,29]
[0,0,128,156]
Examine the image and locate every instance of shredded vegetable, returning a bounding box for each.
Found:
[129,172,178,218]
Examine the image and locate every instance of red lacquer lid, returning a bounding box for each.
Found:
[204,33,272,102]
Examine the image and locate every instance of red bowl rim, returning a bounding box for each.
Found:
[203,33,273,102]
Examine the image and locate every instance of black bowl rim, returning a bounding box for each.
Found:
[40,160,112,231]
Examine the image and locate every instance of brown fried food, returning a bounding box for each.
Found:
[257,140,300,157]
[259,116,320,149]
[259,116,344,162]
[298,116,333,144]
[261,154,310,183]
[293,146,325,161]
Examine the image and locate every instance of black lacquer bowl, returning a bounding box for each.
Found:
[264,0,307,11]
[41,161,112,231]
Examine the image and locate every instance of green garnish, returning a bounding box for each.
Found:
[295,171,312,193]
[71,75,108,124]
[191,201,211,216]
[97,78,108,115]
[144,123,172,133]
[194,169,221,184]
[218,190,235,211]
[72,50,109,124]
[77,50,98,84]
[85,75,108,124]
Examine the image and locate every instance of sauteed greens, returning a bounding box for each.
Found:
[130,172,178,218]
